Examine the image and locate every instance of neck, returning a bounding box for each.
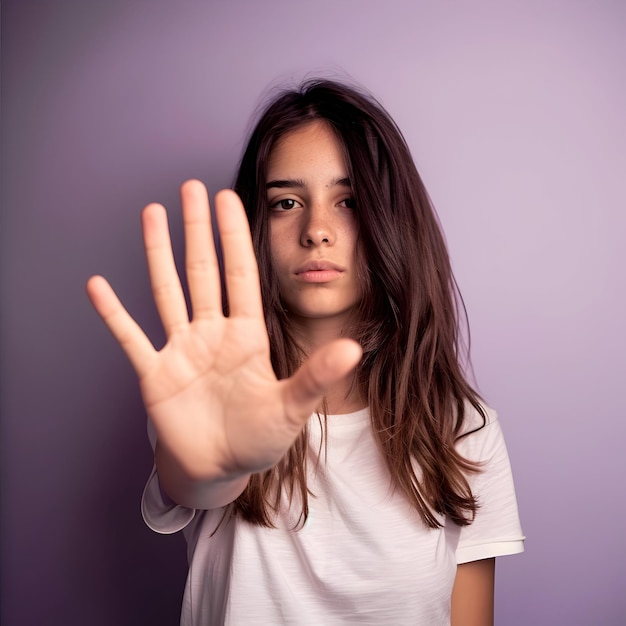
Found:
[321,377,367,415]
[289,312,351,352]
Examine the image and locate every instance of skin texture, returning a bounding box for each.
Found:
[451,558,495,626]
[267,122,361,336]
[266,121,365,413]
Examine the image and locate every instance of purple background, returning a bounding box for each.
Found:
[2,1,625,624]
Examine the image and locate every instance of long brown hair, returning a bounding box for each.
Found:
[232,79,486,529]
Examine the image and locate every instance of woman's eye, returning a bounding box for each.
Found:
[271,198,301,211]
[340,197,356,209]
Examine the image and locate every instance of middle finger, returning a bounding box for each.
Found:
[181,180,222,320]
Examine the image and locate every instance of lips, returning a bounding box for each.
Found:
[294,260,345,283]
[295,260,344,274]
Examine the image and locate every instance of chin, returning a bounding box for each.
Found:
[287,304,358,324]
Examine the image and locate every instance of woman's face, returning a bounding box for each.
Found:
[266,121,361,336]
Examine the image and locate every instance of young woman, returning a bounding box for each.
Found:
[87,79,524,625]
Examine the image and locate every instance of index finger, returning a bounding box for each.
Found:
[214,190,264,319]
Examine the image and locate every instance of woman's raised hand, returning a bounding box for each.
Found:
[86,181,361,508]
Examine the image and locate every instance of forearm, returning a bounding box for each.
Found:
[155,441,250,510]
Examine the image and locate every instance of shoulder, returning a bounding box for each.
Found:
[455,404,508,465]
[454,403,525,561]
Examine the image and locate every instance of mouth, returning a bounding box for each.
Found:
[295,260,344,274]
[294,260,345,283]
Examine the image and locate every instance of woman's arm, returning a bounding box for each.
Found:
[450,558,495,626]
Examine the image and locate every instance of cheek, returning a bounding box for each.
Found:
[269,219,296,269]
[341,216,359,252]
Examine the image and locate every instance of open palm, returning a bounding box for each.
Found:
[86,181,361,509]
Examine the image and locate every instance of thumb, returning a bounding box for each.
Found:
[281,339,363,420]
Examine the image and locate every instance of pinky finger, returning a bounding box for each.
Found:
[86,275,157,378]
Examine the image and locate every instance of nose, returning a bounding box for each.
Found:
[300,204,336,247]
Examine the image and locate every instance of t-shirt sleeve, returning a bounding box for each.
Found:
[140,420,197,535]
[454,407,525,564]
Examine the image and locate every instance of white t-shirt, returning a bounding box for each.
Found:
[142,406,524,625]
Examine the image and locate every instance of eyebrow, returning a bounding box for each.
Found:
[266,177,352,190]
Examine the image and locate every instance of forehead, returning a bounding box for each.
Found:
[266,121,347,179]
